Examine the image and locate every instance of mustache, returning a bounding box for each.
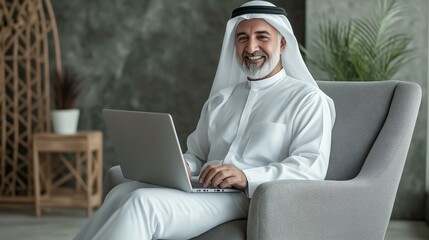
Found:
[242,50,268,59]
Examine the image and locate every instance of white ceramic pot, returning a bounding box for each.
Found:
[51,109,80,134]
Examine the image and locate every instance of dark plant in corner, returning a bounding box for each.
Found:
[53,68,82,109]
[301,0,414,81]
[51,67,83,134]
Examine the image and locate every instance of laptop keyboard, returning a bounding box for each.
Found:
[191,181,213,189]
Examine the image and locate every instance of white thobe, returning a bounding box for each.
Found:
[184,68,334,197]
[74,181,248,240]
[74,69,334,240]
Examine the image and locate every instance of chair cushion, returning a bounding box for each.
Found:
[318,81,396,180]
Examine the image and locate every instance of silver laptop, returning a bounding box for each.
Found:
[103,109,240,193]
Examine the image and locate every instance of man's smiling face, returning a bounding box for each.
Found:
[235,18,285,80]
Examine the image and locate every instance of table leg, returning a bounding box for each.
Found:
[97,146,103,206]
[86,148,93,217]
[33,144,41,217]
[76,152,81,191]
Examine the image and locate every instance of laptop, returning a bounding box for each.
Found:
[103,109,240,193]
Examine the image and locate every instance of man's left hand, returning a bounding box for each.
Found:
[199,164,248,190]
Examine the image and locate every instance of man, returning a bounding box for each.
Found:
[75,1,335,239]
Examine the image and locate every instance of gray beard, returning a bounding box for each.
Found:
[238,39,281,79]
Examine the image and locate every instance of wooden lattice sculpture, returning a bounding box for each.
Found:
[0,0,62,206]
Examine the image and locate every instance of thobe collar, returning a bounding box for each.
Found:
[247,68,286,91]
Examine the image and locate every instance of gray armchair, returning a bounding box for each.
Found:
[103,80,421,240]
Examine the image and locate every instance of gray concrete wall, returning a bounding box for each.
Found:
[306,0,428,220]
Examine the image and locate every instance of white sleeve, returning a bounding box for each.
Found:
[242,92,334,197]
[183,101,211,175]
[184,88,234,175]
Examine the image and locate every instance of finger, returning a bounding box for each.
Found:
[203,167,220,188]
[202,166,227,187]
[198,166,209,183]
[210,173,225,188]
[218,176,235,189]
[199,161,227,182]
[199,164,221,182]
[217,166,247,189]
[210,169,232,188]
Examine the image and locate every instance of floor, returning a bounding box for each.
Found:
[0,209,428,240]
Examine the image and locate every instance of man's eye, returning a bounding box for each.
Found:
[258,36,269,40]
[238,37,248,42]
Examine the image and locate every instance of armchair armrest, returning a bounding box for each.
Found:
[247,178,393,240]
[103,165,132,199]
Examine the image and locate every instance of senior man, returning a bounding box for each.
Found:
[75,1,335,239]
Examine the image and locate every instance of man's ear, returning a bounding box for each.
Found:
[280,37,286,54]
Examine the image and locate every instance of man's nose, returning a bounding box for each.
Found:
[246,38,259,53]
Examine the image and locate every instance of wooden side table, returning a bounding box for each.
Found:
[33,131,103,217]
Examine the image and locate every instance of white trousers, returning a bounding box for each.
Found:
[74,181,249,240]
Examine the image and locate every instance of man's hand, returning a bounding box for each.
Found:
[199,164,247,190]
[184,160,192,180]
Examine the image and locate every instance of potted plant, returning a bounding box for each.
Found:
[301,0,413,81]
[51,68,82,134]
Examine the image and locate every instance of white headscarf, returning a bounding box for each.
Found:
[210,0,317,97]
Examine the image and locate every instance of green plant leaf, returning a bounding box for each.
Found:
[303,0,414,81]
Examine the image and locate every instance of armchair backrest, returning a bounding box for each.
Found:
[317,81,421,180]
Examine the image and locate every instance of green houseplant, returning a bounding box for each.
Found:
[301,0,413,81]
[51,68,82,134]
